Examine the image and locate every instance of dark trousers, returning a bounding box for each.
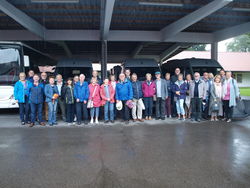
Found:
[30,103,43,123]
[171,94,177,117]
[156,97,165,119]
[58,97,66,120]
[76,102,88,123]
[66,104,74,123]
[223,100,233,120]
[18,96,30,123]
[191,97,202,120]
[165,97,172,116]
[144,97,153,117]
[121,100,130,121]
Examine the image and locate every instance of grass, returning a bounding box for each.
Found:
[240,87,250,96]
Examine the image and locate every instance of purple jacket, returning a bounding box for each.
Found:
[172,81,188,100]
[142,81,156,97]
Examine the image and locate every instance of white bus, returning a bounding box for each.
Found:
[0,42,28,109]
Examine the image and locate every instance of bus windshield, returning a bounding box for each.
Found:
[0,48,20,85]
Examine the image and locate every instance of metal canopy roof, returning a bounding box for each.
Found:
[0,0,249,63]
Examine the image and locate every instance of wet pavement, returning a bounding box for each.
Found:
[0,111,250,187]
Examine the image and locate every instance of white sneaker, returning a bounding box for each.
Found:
[90,118,94,124]
[95,119,99,124]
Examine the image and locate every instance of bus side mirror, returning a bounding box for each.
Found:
[24,55,30,67]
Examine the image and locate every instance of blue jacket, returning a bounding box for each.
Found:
[14,80,32,103]
[166,80,172,97]
[29,83,44,104]
[131,81,143,99]
[116,80,133,101]
[44,84,59,103]
[74,81,89,102]
[172,81,188,100]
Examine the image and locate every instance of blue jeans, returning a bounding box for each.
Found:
[30,103,43,123]
[18,96,30,123]
[90,107,99,118]
[48,101,57,124]
[176,99,185,115]
[144,97,153,116]
[104,102,114,121]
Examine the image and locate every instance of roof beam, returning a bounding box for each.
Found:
[160,43,184,62]
[161,0,233,41]
[101,0,116,40]
[213,22,250,42]
[132,43,145,58]
[52,41,72,58]
[0,0,46,39]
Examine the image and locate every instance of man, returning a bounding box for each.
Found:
[56,74,66,121]
[170,68,181,117]
[189,72,206,122]
[220,69,226,83]
[202,72,211,119]
[27,70,35,83]
[131,73,144,122]
[40,72,49,121]
[74,74,89,125]
[155,72,168,120]
[124,69,131,82]
[92,70,102,85]
[116,73,133,124]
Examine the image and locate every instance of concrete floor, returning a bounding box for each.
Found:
[0,111,250,188]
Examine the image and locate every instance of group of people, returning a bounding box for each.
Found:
[14,68,240,127]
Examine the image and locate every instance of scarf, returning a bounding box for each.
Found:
[175,80,184,87]
[214,83,222,98]
[223,77,232,97]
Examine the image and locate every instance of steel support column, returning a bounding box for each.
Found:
[101,40,108,80]
[211,42,218,61]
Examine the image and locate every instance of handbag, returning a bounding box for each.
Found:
[139,98,145,110]
[87,86,97,109]
[211,100,219,112]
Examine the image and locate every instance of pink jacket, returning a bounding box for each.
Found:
[88,83,101,107]
[100,84,115,105]
[142,81,156,97]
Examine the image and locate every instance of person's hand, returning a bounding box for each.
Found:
[16,100,18,103]
[176,91,180,95]
[116,100,120,103]
[76,99,80,102]
[166,96,168,99]
[84,100,87,104]
[107,98,110,101]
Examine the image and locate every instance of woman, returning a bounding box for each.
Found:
[165,73,172,118]
[209,75,223,121]
[29,74,45,127]
[142,73,156,120]
[222,71,240,123]
[62,78,75,126]
[88,77,101,124]
[14,72,32,125]
[172,74,188,120]
[45,76,59,126]
[185,74,192,119]
[100,78,115,123]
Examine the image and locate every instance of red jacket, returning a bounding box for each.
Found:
[88,83,101,107]
[100,84,115,105]
[142,81,156,97]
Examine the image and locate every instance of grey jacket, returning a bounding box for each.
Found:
[189,80,206,99]
[155,79,168,100]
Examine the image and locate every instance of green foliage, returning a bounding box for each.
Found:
[187,44,207,51]
[226,34,250,52]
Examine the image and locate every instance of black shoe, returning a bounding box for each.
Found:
[77,122,81,125]
[161,117,165,120]
[84,121,88,125]
[104,120,109,123]
[49,124,53,126]
[111,120,115,123]
[53,122,58,125]
[155,117,160,120]
[21,122,25,125]
[125,120,129,124]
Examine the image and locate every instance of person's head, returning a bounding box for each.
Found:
[28,70,34,77]
[92,70,98,78]
[186,74,192,81]
[203,72,208,80]
[226,71,232,79]
[79,74,85,82]
[178,73,183,81]
[49,76,55,85]
[109,74,116,82]
[91,77,97,84]
[155,71,161,79]
[66,78,73,86]
[165,73,170,80]
[73,75,79,83]
[19,72,26,81]
[131,73,137,82]
[125,69,131,77]
[33,74,40,82]
[145,73,152,81]
[194,72,200,81]
[119,73,125,82]
[214,75,221,83]
[56,74,63,83]
[208,73,214,80]
[220,69,225,77]
[41,72,47,80]
[175,68,181,75]
[103,78,109,85]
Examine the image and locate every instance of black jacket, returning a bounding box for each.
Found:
[62,86,74,104]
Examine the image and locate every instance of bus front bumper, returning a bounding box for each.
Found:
[0,99,19,109]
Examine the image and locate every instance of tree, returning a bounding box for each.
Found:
[226,34,250,52]
[187,44,207,51]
